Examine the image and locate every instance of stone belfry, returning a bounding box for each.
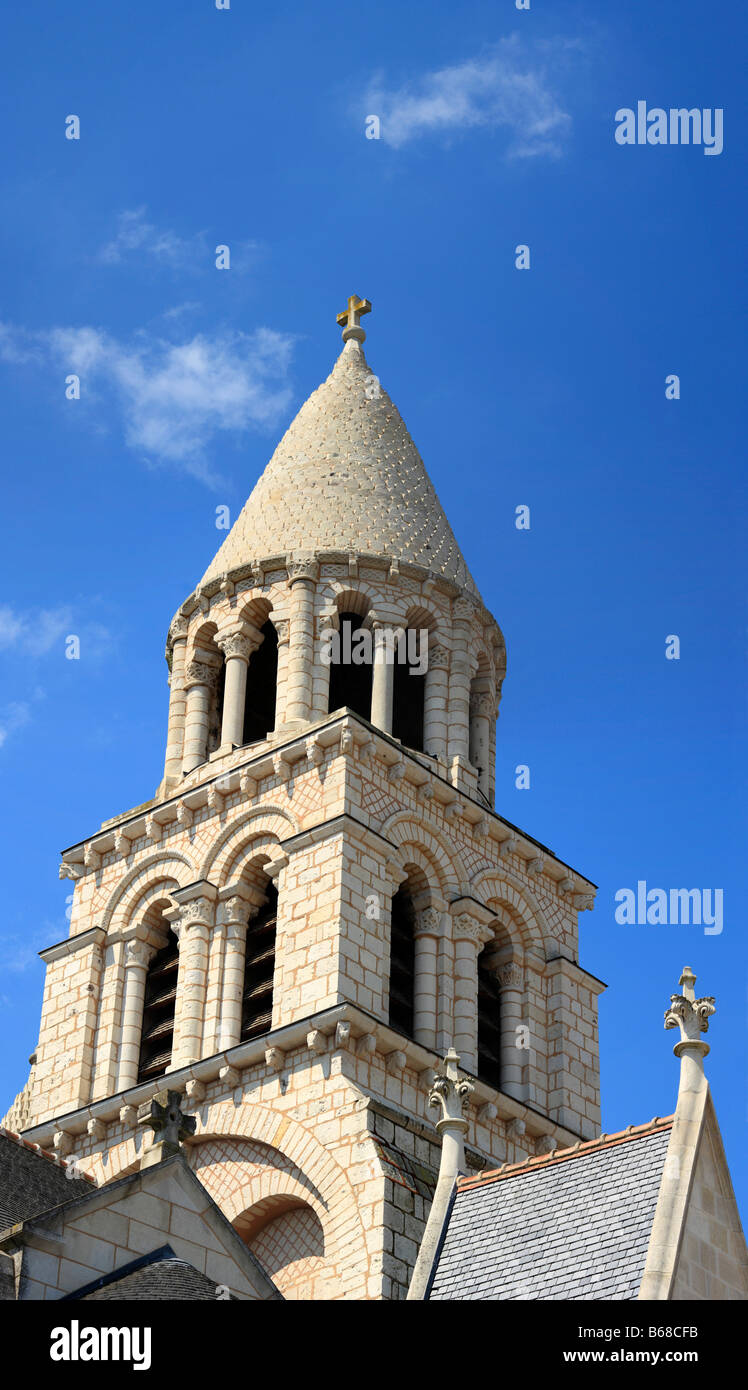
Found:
[7,299,602,1300]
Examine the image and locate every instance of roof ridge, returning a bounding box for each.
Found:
[0,1124,96,1184]
[457,1115,675,1192]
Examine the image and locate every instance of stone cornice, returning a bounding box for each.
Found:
[38,926,106,965]
[165,549,505,658]
[19,1002,582,1153]
[59,709,597,894]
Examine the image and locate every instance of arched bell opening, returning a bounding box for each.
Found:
[392,629,426,752]
[388,878,419,1037]
[476,943,502,1090]
[327,610,373,722]
[137,902,180,1084]
[243,619,278,745]
[241,879,279,1042]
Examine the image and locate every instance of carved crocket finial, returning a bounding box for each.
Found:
[428,1048,474,1129]
[664,966,716,1044]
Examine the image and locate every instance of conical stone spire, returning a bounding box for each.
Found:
[201,301,480,598]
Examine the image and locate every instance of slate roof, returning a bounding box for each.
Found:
[428,1119,673,1301]
[0,1127,95,1231]
[65,1246,236,1301]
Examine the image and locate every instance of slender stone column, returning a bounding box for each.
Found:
[447,598,475,769]
[163,615,189,784]
[407,1049,474,1300]
[182,662,219,773]
[117,939,154,1092]
[469,689,493,798]
[371,623,395,734]
[285,558,317,724]
[495,960,527,1100]
[450,902,495,1074]
[166,882,218,1069]
[215,626,260,749]
[423,643,449,762]
[413,906,443,1049]
[215,885,264,1052]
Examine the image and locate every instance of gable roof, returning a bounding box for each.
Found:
[2,1150,281,1301]
[0,1126,95,1228]
[428,1118,674,1301]
[64,1244,237,1301]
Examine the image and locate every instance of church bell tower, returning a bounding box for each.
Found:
[6,299,603,1300]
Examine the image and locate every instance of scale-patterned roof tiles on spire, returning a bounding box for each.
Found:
[201,302,480,598]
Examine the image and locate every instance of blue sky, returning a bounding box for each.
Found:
[0,2,745,1214]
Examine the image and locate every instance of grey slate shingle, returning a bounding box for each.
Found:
[429,1126,671,1302]
[0,1130,93,1230]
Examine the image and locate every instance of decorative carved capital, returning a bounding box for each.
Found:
[125,939,152,970]
[469,691,494,719]
[274,618,290,645]
[184,660,220,690]
[287,557,318,585]
[496,962,524,992]
[215,629,253,663]
[452,914,493,948]
[169,613,190,645]
[414,906,442,939]
[429,643,450,670]
[453,598,474,624]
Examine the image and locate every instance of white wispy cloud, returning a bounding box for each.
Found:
[97,207,263,277]
[0,701,32,750]
[0,322,295,480]
[0,605,72,656]
[98,207,196,267]
[365,38,573,156]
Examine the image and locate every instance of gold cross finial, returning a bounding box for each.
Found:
[336,294,371,343]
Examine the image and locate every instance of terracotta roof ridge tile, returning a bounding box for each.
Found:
[457,1115,674,1191]
[0,1124,96,1183]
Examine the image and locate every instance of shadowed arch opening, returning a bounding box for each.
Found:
[477,942,502,1089]
[328,610,373,721]
[138,901,179,1083]
[241,878,278,1042]
[388,867,429,1037]
[235,1195,327,1300]
[243,619,278,744]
